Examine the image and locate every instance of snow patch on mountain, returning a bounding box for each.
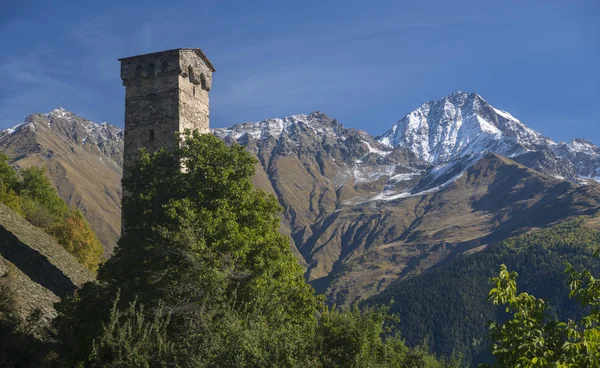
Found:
[213,112,347,142]
[377,91,549,164]
[362,140,391,156]
[351,164,396,184]
[2,123,25,135]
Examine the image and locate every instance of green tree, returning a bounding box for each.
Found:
[0,153,23,215]
[55,132,451,367]
[316,304,452,368]
[18,166,69,227]
[0,153,19,191]
[485,263,600,367]
[49,210,104,272]
[0,154,102,271]
[56,132,318,366]
[84,293,176,368]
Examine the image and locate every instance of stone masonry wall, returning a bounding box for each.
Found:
[178,49,213,135]
[120,48,214,175]
[121,49,181,171]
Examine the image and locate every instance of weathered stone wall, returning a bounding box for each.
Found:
[120,49,181,172]
[178,49,213,134]
[120,48,214,176]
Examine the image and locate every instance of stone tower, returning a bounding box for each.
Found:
[119,48,215,231]
[119,48,215,177]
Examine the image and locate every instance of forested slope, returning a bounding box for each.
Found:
[365,216,600,366]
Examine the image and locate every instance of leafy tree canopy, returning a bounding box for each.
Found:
[485,260,600,367]
[55,132,452,367]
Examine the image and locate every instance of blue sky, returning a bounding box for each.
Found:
[1,0,599,143]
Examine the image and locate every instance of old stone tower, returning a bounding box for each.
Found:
[119,48,215,231]
[119,48,215,177]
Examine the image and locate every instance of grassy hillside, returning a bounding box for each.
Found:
[0,202,92,322]
[0,153,103,271]
[365,216,600,366]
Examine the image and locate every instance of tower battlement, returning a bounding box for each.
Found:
[119,47,215,170]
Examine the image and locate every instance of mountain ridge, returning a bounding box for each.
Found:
[0,108,123,254]
[3,93,599,184]
[2,92,600,302]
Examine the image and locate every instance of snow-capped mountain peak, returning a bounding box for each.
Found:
[2,108,124,165]
[377,91,549,164]
[212,111,350,142]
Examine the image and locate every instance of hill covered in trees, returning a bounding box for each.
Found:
[366,217,600,366]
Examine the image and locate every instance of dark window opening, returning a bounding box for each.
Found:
[149,130,155,142]
[161,61,168,73]
[201,73,207,90]
[193,86,196,96]
[135,65,143,77]
[188,66,195,83]
[147,63,155,77]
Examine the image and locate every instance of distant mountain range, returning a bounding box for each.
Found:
[2,91,600,302]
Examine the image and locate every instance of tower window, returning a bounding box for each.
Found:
[201,73,207,90]
[147,63,155,77]
[193,86,196,96]
[161,61,168,73]
[149,129,155,142]
[135,65,143,77]
[188,66,195,83]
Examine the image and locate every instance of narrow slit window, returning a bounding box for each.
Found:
[149,129,155,142]
[201,73,207,90]
[135,65,143,77]
[188,66,195,83]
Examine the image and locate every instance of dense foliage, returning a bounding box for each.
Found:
[54,132,452,367]
[0,153,103,271]
[484,262,600,367]
[366,218,600,366]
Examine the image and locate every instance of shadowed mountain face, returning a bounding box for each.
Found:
[2,92,600,302]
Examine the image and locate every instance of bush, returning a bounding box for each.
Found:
[18,167,69,222]
[84,294,176,368]
[49,210,104,272]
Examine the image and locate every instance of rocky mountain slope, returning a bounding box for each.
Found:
[0,203,93,325]
[2,92,599,302]
[0,108,123,254]
[377,91,600,180]
[378,91,549,164]
[213,93,600,302]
